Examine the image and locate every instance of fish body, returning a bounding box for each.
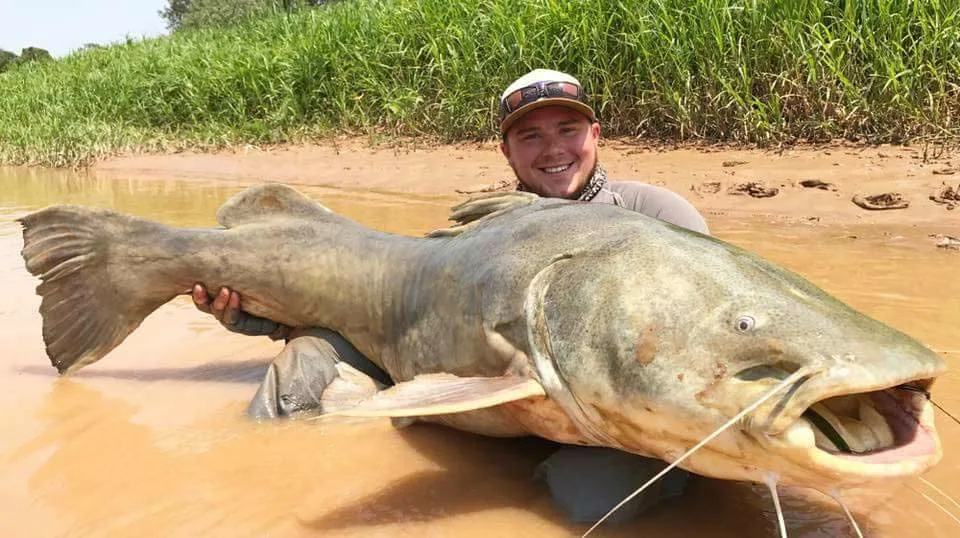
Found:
[19,184,947,492]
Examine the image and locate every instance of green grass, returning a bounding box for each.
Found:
[1,0,959,166]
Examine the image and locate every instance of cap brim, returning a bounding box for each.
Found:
[499,99,597,134]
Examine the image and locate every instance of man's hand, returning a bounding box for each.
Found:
[192,283,291,340]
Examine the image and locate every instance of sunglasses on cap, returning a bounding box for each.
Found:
[498,81,591,123]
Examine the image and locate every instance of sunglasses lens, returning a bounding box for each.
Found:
[499,81,589,123]
[557,82,580,98]
[506,90,526,109]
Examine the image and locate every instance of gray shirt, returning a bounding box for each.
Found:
[591,181,709,235]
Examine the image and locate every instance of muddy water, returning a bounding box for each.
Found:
[1,167,957,538]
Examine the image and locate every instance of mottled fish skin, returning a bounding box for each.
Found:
[19,183,947,490]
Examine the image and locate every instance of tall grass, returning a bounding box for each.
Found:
[1,0,958,166]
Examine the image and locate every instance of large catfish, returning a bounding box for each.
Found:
[19,184,946,494]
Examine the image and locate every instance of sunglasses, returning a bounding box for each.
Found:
[499,81,590,123]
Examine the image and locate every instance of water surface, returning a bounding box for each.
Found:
[1,167,957,538]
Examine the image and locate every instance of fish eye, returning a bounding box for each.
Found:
[735,315,756,333]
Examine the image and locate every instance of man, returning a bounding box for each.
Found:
[496,69,708,232]
[193,68,707,524]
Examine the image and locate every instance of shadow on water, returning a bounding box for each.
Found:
[298,421,843,538]
[300,422,594,532]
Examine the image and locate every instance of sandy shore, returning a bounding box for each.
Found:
[93,138,959,228]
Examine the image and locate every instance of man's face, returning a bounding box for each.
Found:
[500,106,601,199]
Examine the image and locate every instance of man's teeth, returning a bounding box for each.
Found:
[807,395,896,453]
[543,164,571,174]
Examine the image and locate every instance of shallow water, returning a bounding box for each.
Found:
[1,167,958,538]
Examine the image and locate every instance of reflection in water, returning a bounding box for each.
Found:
[23,381,186,537]
[0,167,957,537]
[0,166,457,233]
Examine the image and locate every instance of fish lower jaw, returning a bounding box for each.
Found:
[766,389,942,484]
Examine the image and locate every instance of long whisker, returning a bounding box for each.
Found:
[759,373,814,431]
[826,490,864,538]
[907,484,960,526]
[919,477,960,512]
[581,369,818,538]
[896,384,960,427]
[763,474,788,538]
[932,401,960,426]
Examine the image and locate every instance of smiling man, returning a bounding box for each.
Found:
[497,69,708,233]
[193,68,708,525]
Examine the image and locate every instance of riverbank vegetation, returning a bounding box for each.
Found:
[1,0,958,167]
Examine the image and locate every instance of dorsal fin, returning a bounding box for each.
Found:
[427,191,540,238]
[216,183,333,228]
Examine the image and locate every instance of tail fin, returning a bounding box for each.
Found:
[19,206,172,374]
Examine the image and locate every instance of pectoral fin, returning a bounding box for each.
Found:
[332,373,546,417]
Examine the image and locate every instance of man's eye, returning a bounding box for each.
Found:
[521,133,539,141]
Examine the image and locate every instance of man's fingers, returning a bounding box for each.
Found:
[194,285,249,330]
[212,287,231,322]
[192,284,212,314]
[223,291,241,326]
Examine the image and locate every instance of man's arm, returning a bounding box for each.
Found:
[605,182,709,235]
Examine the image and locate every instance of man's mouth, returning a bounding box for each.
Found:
[540,162,574,175]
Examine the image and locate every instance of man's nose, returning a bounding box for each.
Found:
[540,134,565,157]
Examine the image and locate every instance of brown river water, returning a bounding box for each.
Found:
[0,167,958,538]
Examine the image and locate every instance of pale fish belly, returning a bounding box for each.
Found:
[422,398,591,445]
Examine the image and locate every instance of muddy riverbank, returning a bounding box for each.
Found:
[1,142,958,537]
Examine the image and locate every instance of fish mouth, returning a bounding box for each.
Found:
[769,378,941,481]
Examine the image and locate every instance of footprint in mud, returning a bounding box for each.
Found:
[851,192,910,210]
[727,182,779,198]
[691,181,722,195]
[931,234,960,251]
[929,182,959,210]
[799,179,838,191]
[456,178,516,195]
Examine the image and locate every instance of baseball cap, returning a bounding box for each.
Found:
[498,69,597,134]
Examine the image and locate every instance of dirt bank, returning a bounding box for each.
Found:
[93,138,960,228]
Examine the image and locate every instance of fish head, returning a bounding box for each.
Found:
[531,232,947,490]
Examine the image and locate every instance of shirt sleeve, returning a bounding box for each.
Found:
[608,182,710,235]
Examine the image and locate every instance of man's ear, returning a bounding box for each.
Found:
[499,139,511,163]
[590,121,601,140]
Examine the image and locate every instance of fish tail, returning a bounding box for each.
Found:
[19,206,179,374]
